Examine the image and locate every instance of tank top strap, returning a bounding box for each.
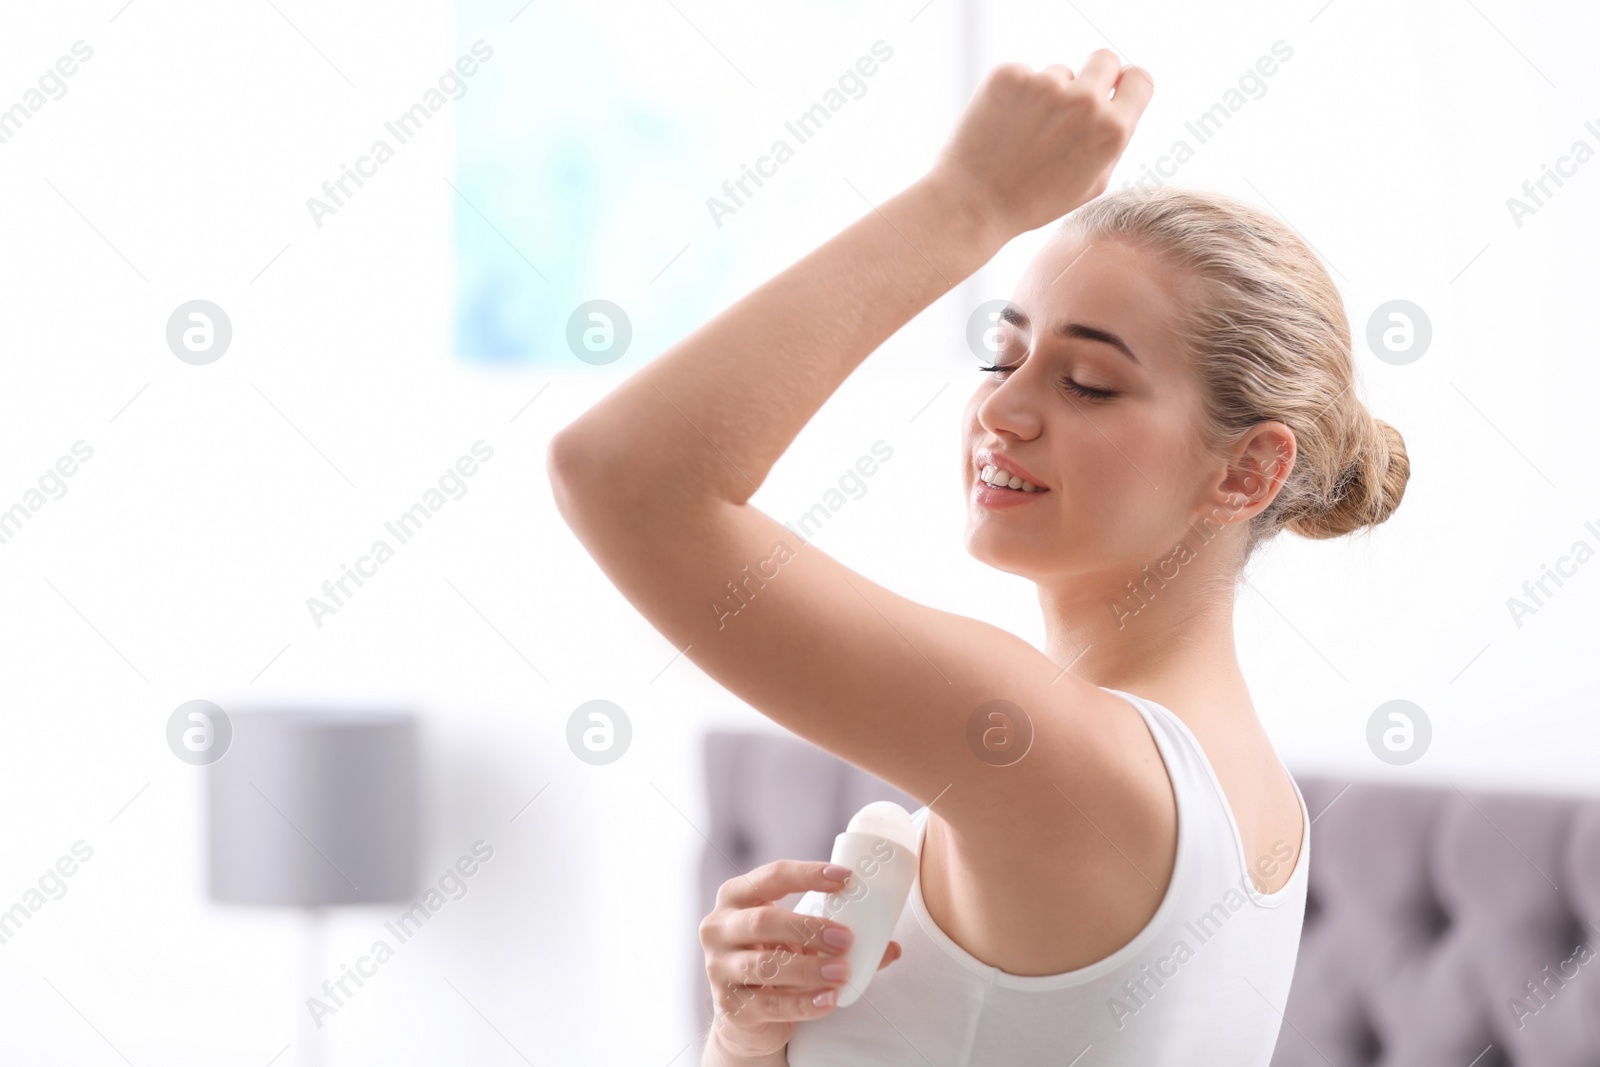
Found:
[909,800,931,843]
[1098,686,1221,815]
[1100,685,1310,907]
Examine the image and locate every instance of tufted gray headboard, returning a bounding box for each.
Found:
[697,730,1600,1065]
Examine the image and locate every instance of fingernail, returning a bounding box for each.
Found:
[813,990,835,1008]
[820,961,849,981]
[823,864,851,883]
[823,926,852,949]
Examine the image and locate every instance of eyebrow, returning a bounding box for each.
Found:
[997,305,1141,366]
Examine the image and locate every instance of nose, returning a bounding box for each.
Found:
[972,369,1043,442]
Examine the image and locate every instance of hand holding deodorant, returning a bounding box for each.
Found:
[793,800,920,1007]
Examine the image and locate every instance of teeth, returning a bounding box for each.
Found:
[979,464,1042,492]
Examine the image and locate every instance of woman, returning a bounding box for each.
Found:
[549,50,1407,1065]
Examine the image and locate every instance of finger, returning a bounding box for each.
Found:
[984,60,1034,88]
[727,904,854,957]
[714,985,838,1026]
[715,947,852,991]
[1077,48,1122,93]
[878,940,902,969]
[1041,63,1075,85]
[717,859,849,910]
[1110,64,1154,121]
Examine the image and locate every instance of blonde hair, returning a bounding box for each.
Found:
[1059,186,1409,558]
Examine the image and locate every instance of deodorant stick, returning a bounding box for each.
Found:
[793,800,920,1007]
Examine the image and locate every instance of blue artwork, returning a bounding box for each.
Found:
[451,0,743,368]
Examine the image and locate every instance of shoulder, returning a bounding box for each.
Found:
[1246,758,1306,895]
[943,685,1177,869]
[1186,714,1305,896]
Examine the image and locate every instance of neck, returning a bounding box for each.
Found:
[1037,532,1252,718]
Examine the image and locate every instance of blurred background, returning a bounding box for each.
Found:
[1,0,1597,1063]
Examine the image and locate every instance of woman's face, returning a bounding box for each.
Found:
[961,233,1221,582]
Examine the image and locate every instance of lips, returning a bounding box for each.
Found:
[973,448,1049,492]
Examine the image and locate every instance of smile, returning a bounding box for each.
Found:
[977,464,1045,493]
[971,464,1049,509]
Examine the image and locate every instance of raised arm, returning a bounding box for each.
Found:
[554,156,1002,510]
[549,54,1155,824]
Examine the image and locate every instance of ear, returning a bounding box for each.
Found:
[1205,422,1295,526]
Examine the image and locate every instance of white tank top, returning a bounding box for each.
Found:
[787,686,1311,1067]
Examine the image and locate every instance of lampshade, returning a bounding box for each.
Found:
[206,707,419,907]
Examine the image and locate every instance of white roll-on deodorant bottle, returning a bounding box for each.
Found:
[793,800,920,1007]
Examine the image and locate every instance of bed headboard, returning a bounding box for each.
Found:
[697,730,1600,1065]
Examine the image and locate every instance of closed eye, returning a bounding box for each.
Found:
[976,363,1116,401]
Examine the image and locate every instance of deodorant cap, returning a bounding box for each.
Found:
[845,801,919,852]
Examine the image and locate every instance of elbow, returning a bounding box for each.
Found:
[546,425,584,487]
[548,424,652,525]
[547,426,600,524]
[549,423,717,525]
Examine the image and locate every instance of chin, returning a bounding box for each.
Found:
[963,531,1038,577]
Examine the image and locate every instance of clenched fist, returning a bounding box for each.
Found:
[928,49,1154,240]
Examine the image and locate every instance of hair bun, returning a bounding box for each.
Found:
[1289,415,1409,540]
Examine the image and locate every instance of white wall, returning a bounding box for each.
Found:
[0,0,1595,1063]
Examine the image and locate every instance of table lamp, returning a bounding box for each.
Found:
[206,706,419,1067]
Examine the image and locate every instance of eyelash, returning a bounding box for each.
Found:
[976,363,1116,400]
